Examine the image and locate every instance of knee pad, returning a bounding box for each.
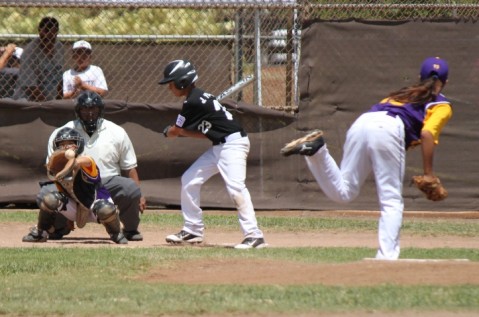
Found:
[40,191,68,212]
[92,200,117,222]
[93,200,121,236]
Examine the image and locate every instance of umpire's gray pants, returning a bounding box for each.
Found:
[102,175,141,232]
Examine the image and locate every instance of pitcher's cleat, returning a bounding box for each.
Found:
[280,130,324,156]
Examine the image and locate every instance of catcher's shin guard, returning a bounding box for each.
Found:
[93,200,127,244]
[39,191,68,213]
[37,208,56,233]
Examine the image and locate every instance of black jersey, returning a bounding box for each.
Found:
[175,87,245,144]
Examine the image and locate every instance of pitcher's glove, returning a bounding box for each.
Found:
[46,149,76,181]
[412,175,448,201]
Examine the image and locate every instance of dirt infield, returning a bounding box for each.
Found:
[3,209,479,289]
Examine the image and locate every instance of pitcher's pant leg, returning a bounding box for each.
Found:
[305,119,371,203]
[369,118,405,260]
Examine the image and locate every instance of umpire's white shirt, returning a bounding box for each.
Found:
[47,119,138,177]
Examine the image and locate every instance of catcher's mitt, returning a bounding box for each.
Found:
[411,175,448,201]
[46,149,76,180]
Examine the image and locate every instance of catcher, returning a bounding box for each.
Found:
[22,127,128,244]
[281,57,452,260]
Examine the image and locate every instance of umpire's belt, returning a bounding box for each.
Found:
[214,131,247,145]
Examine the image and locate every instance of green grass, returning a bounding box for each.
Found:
[4,210,478,237]
[1,248,479,316]
[1,210,478,316]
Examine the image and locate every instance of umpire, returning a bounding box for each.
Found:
[35,90,145,241]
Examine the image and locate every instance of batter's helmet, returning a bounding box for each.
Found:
[159,59,198,89]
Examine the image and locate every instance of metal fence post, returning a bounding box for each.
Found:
[254,9,262,107]
[234,9,244,102]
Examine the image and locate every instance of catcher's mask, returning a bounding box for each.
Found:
[53,127,85,155]
[75,90,105,135]
[158,59,198,89]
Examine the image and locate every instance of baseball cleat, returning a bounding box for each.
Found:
[111,232,129,244]
[234,237,266,249]
[123,230,143,241]
[166,230,203,244]
[280,130,325,156]
[22,226,48,243]
[48,227,72,240]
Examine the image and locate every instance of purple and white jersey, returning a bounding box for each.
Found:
[369,93,450,148]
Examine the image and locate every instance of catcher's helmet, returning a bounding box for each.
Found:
[75,90,104,135]
[53,127,85,155]
[158,59,198,89]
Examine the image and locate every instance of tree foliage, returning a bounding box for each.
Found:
[0,7,234,35]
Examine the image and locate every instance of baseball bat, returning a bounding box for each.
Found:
[216,75,254,101]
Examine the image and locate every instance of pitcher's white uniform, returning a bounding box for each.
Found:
[305,94,451,260]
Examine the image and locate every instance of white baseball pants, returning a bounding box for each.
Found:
[305,111,406,260]
[62,197,115,224]
[180,136,263,239]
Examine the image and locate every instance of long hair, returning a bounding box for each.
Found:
[388,76,440,104]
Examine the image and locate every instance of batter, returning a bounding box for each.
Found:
[159,59,265,249]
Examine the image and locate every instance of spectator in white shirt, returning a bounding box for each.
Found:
[63,40,108,99]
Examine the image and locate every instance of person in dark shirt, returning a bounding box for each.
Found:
[14,16,64,101]
[160,59,266,249]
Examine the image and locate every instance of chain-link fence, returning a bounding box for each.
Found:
[0,1,478,112]
[0,1,300,112]
[303,2,479,21]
